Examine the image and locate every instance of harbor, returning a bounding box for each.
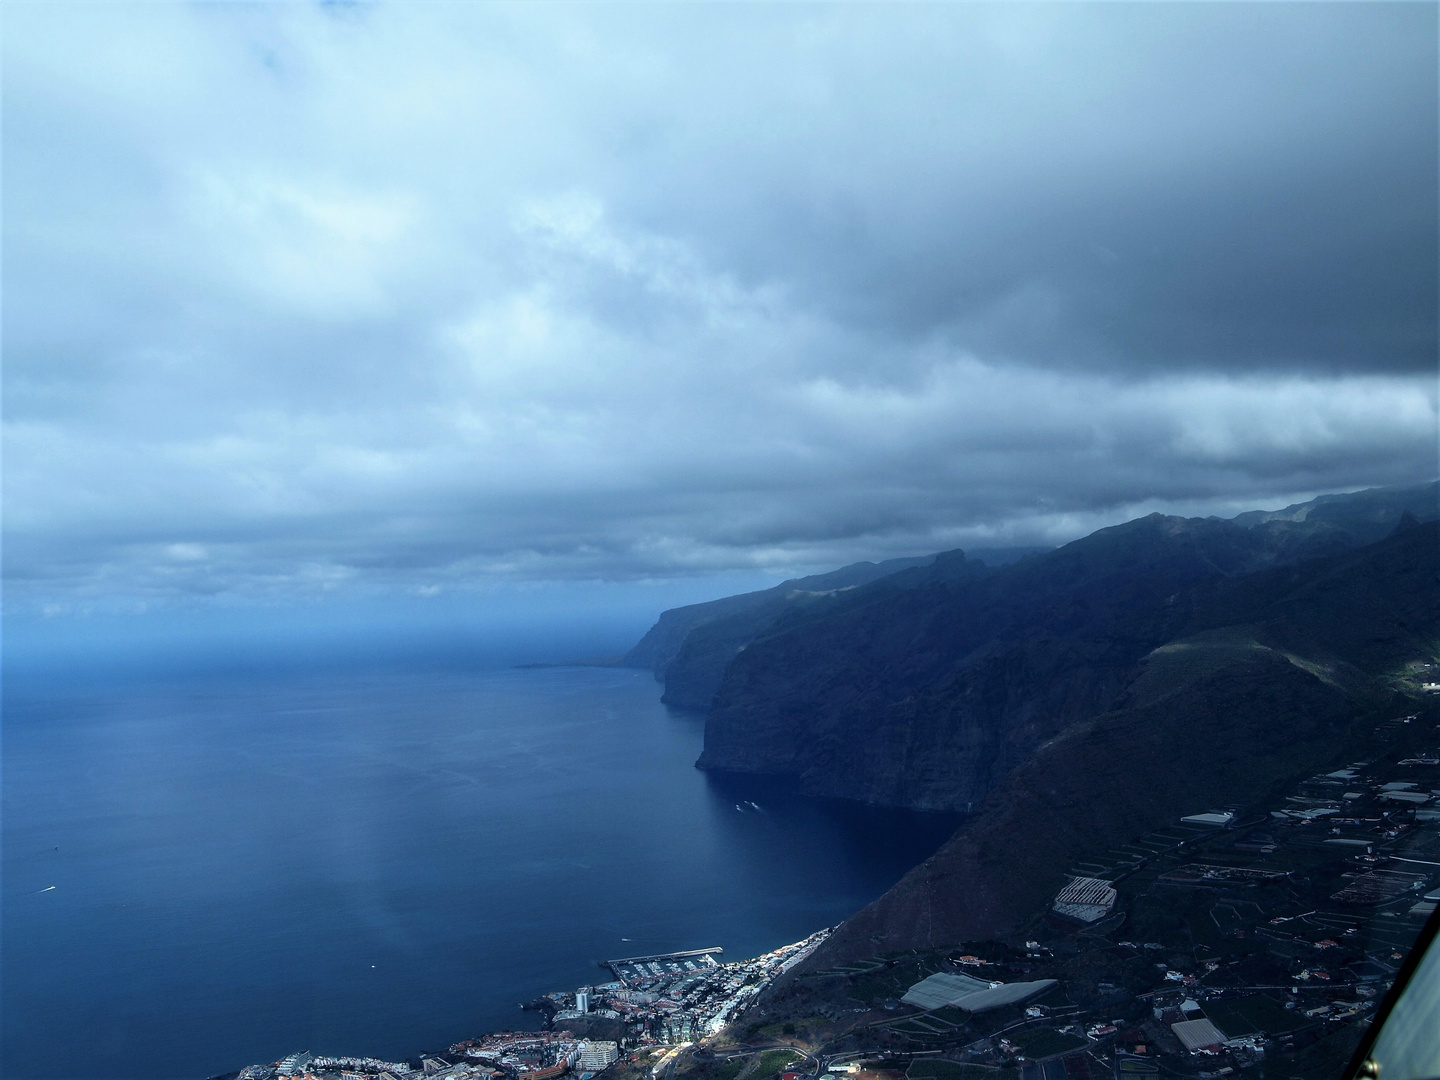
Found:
[607,949,726,987]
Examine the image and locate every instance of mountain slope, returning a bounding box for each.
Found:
[809,653,1363,964]
[802,520,1440,966]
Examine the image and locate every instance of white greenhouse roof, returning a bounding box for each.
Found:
[951,979,1058,1013]
[900,972,992,1010]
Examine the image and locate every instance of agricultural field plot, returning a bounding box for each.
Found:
[907,1061,1016,1080]
[1202,995,1311,1038]
[848,962,948,1007]
[882,1018,950,1037]
[1006,1030,1088,1061]
[686,1058,750,1080]
[742,1050,805,1080]
[804,961,893,979]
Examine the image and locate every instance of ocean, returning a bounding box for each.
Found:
[2,663,960,1080]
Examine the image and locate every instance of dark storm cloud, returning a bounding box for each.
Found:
[624,3,1437,375]
[3,2,1435,613]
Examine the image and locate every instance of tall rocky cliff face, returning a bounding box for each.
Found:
[620,555,936,710]
[618,481,1436,815]
[695,511,1377,809]
[624,549,1053,712]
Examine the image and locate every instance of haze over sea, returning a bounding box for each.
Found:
[3,638,960,1080]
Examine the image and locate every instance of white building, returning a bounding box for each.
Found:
[578,1042,620,1071]
[1181,811,1235,827]
[576,991,590,1014]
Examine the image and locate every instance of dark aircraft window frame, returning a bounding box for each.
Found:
[1345,902,1440,1080]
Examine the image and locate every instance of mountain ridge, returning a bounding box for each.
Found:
[629,482,1435,724]
[672,483,1434,809]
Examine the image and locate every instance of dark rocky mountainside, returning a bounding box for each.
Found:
[692,482,1437,810]
[621,556,936,694]
[656,552,988,713]
[623,549,1052,712]
[803,519,1440,966]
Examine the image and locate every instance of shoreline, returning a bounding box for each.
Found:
[222,930,833,1080]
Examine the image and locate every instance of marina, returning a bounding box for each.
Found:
[606,950,725,986]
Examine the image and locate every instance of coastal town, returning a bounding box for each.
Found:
[228,933,832,1080]
[222,713,1439,1080]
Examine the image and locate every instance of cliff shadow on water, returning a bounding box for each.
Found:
[700,767,967,885]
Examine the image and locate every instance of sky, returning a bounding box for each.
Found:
[4,2,1437,664]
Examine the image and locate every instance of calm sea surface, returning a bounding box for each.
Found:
[3,664,959,1080]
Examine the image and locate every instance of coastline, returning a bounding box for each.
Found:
[224,930,833,1080]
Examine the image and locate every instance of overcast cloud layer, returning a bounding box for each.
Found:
[5,2,1437,618]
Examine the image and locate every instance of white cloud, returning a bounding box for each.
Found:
[3,2,1434,615]
[181,167,417,316]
